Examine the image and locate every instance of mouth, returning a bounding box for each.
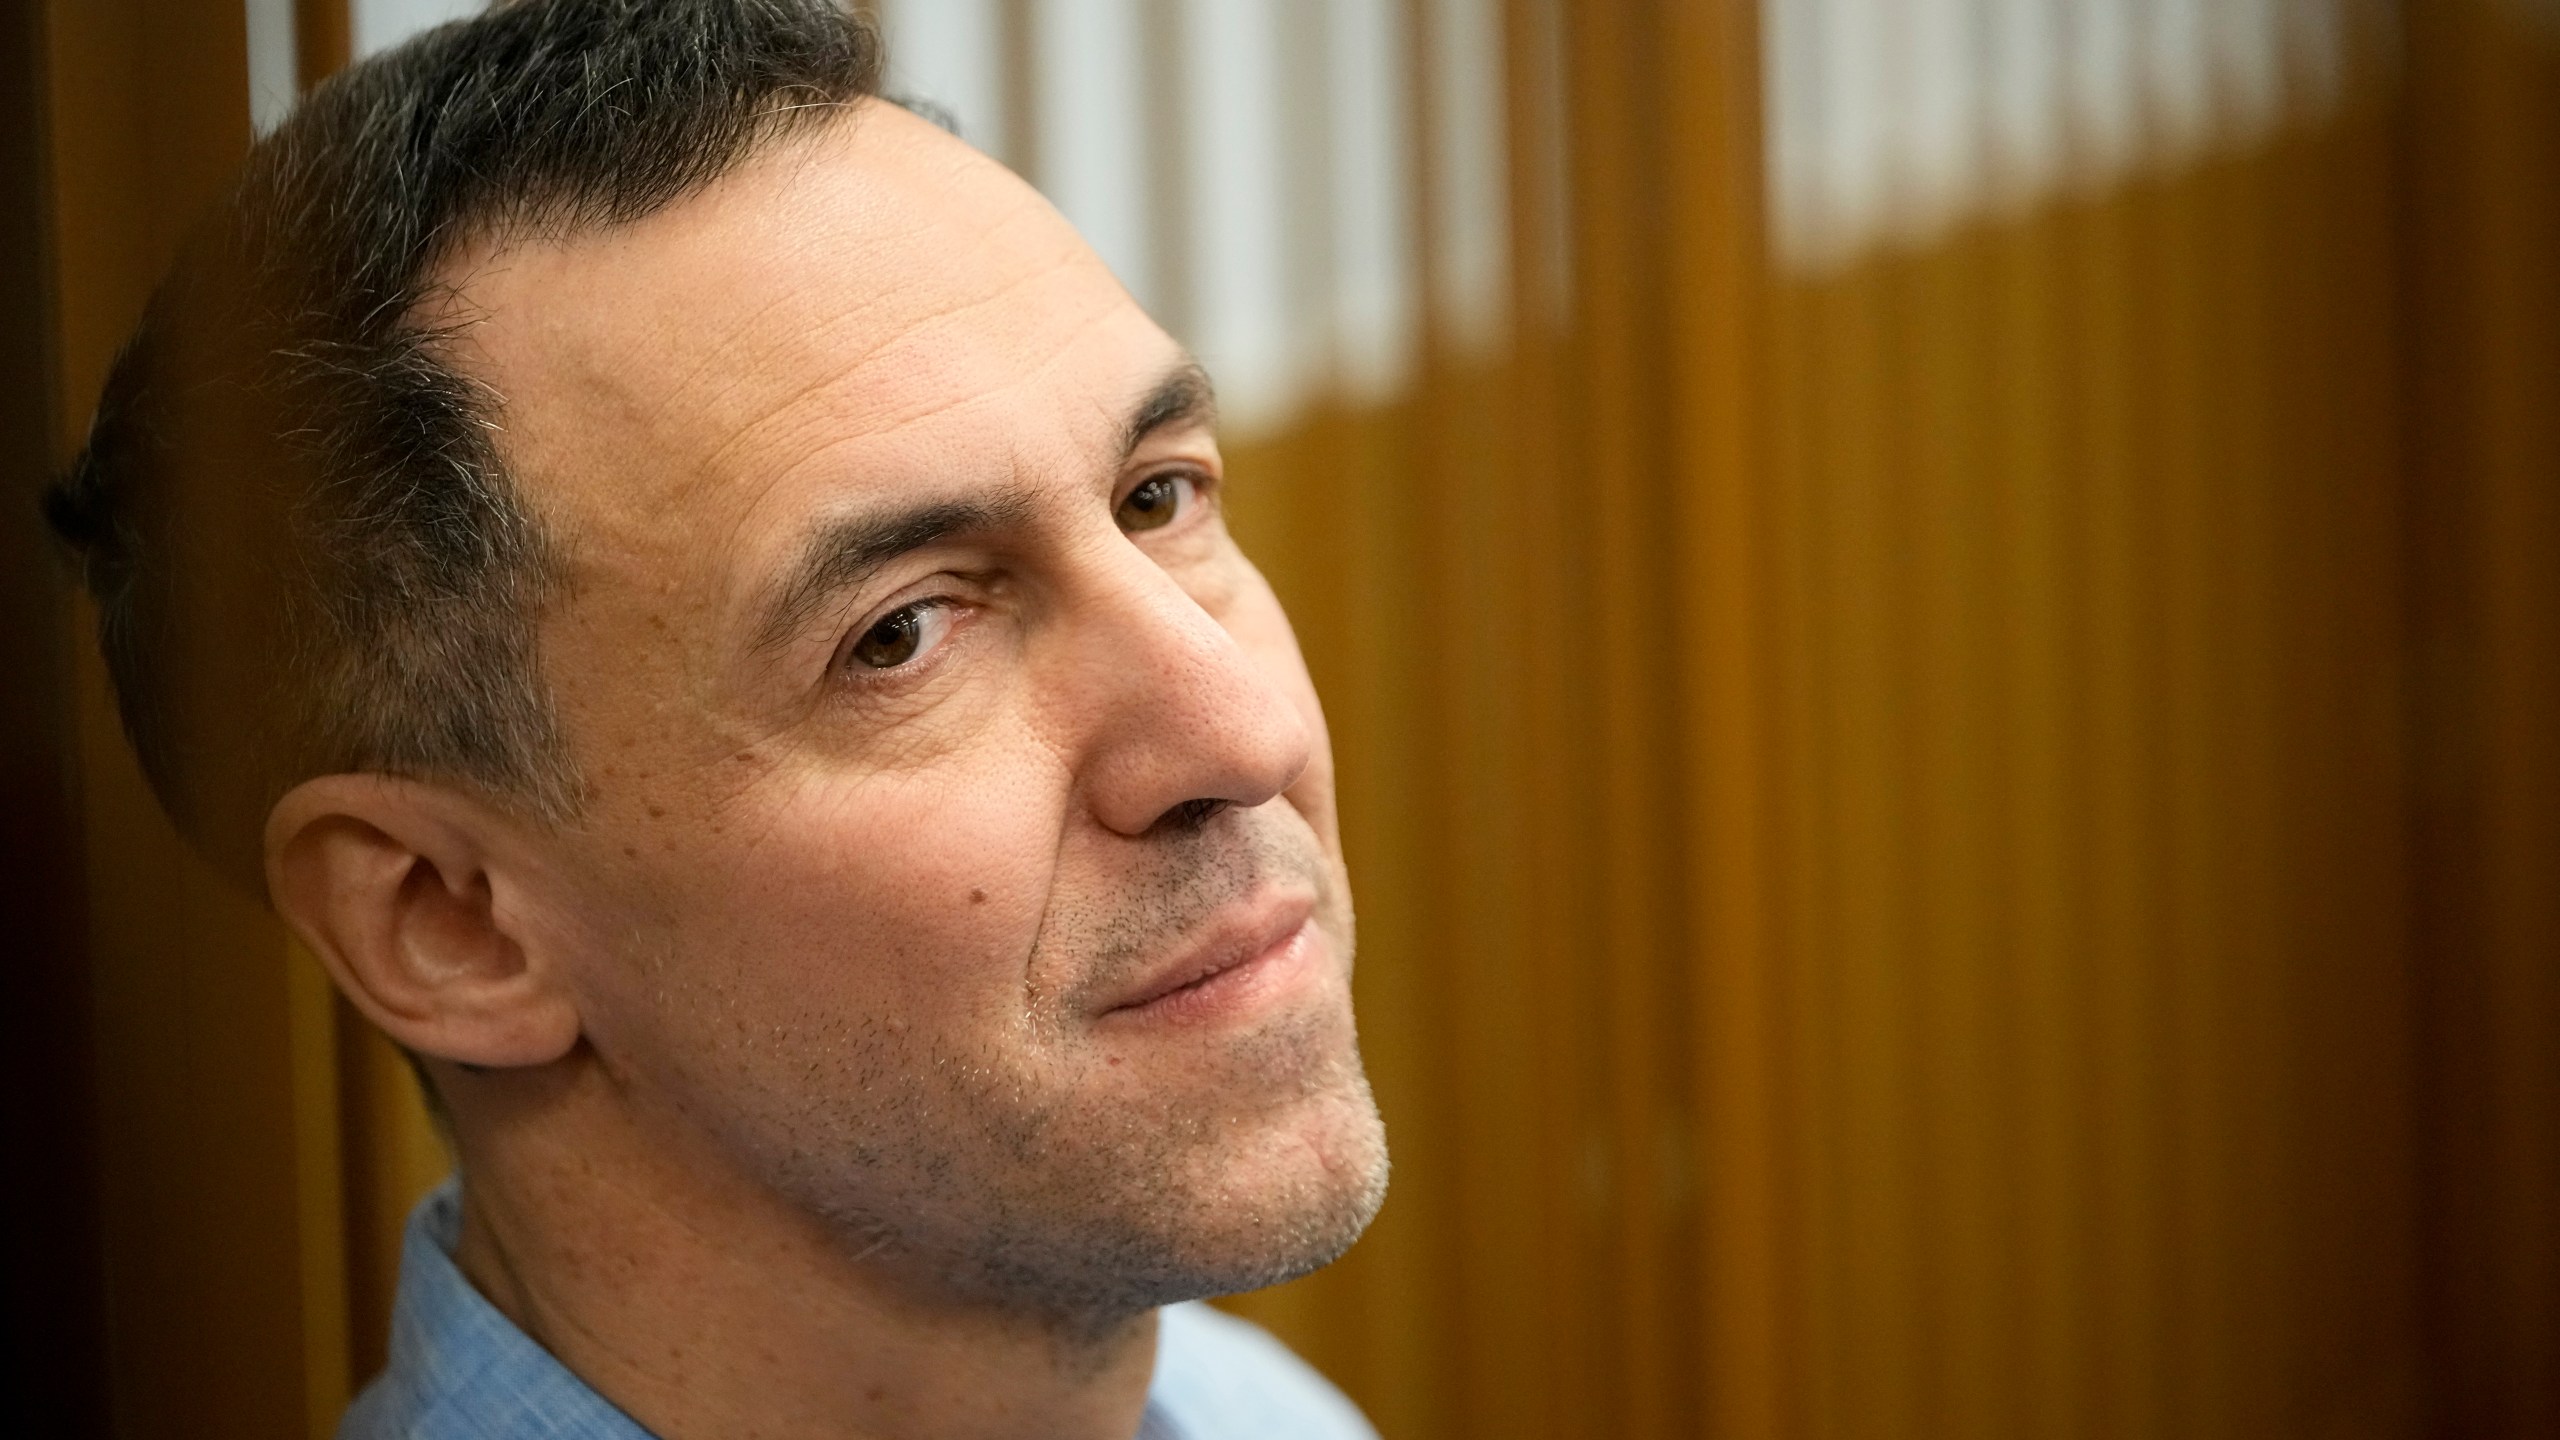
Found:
[1098,891,1322,1026]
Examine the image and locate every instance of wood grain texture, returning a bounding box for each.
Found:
[42,3,350,1437]
[33,3,2556,1437]
[2402,4,2560,1435]
[1226,6,2456,1438]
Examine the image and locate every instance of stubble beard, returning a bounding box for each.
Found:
[766,811,1390,1326]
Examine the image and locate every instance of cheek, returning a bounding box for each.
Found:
[580,740,1072,1067]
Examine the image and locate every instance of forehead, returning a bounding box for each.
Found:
[443,99,1164,575]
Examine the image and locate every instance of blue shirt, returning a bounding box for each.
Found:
[341,1183,1378,1440]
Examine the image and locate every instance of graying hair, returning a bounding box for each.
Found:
[44,0,885,882]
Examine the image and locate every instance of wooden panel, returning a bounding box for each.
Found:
[1219,5,2465,1438]
[1755,77,2421,1440]
[33,3,2556,1437]
[43,2,352,1435]
[1219,397,1459,1437]
[0,0,110,1433]
[293,0,348,83]
[2402,4,2560,1435]
[1661,5,1785,1436]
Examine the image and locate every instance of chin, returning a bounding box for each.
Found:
[1164,1071,1392,1298]
[1149,989,1390,1291]
[920,1063,1391,1321]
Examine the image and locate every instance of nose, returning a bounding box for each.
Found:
[1059,547,1313,839]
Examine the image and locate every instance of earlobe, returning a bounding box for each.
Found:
[266,776,581,1069]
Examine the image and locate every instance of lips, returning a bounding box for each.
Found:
[1098,890,1319,1020]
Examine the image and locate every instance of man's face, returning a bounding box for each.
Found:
[449,102,1385,1313]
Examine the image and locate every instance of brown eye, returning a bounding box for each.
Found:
[1116,473,1191,533]
[850,604,929,668]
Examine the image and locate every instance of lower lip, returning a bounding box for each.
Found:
[1105,919,1323,1028]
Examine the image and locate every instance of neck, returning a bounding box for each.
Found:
[440,1056,1161,1440]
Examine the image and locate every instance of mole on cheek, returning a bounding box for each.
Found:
[969,888,987,905]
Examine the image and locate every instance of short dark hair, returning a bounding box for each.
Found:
[41,0,886,886]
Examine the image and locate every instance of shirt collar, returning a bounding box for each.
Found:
[350,1180,1192,1440]
[352,1180,656,1439]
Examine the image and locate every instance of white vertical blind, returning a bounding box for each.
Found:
[317,0,1490,436]
[2144,0,2217,157]
[882,0,1502,431]
[1427,0,1509,357]
[2063,0,2148,189]
[247,0,298,134]
[1897,0,1983,250]
[1032,0,1159,315]
[1327,0,1417,399]
[877,0,1008,160]
[1979,0,2064,218]
[1182,0,1305,433]
[2212,0,2289,139]
[1762,0,2366,271]
[353,0,490,58]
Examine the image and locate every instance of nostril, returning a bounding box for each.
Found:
[1157,797,1231,834]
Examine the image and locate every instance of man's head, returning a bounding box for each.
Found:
[49,0,1385,1320]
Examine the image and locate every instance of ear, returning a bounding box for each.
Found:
[265,774,580,1068]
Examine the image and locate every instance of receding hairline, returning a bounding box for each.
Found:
[44,0,903,884]
[410,92,1052,407]
[415,90,913,280]
[414,89,1144,587]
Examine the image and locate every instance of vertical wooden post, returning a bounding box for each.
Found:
[294,0,348,87]
[0,0,109,1430]
[2402,4,2560,1434]
[1662,5,1785,1436]
[42,2,356,1435]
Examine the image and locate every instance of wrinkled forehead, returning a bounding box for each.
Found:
[439,98,1150,557]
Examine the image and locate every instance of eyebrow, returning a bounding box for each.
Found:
[750,360,1220,654]
[1120,360,1217,461]
[752,492,1033,653]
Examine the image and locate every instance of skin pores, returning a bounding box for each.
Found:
[442,98,1388,1322]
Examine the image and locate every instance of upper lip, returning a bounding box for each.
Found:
[1098,889,1316,1014]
